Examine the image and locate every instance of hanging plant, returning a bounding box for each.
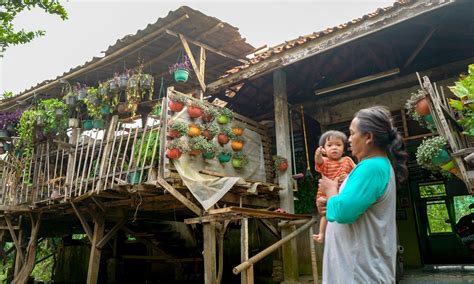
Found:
[448,64,474,136]
[126,64,154,117]
[0,109,22,138]
[166,139,187,160]
[187,122,202,137]
[169,54,191,83]
[416,136,452,173]
[217,126,236,146]
[168,120,188,138]
[232,125,245,136]
[202,122,219,140]
[202,105,219,123]
[273,155,289,172]
[231,136,245,151]
[168,93,188,112]
[187,99,204,119]
[216,107,234,124]
[38,98,68,135]
[188,136,207,156]
[17,109,38,156]
[84,87,102,119]
[232,151,248,169]
[218,149,232,163]
[75,83,88,101]
[201,140,217,160]
[405,89,436,132]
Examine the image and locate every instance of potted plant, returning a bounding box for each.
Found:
[151,102,162,117]
[187,122,202,137]
[217,126,235,146]
[109,75,119,93]
[168,120,188,138]
[216,107,234,125]
[232,151,248,169]
[168,93,188,113]
[232,124,245,136]
[84,88,104,129]
[416,136,452,172]
[0,109,21,139]
[202,122,219,141]
[231,136,245,151]
[188,136,207,156]
[169,55,191,83]
[17,109,38,156]
[218,148,232,163]
[201,140,217,160]
[166,139,187,160]
[38,99,68,135]
[133,130,160,172]
[187,99,204,119]
[126,66,154,117]
[118,71,129,90]
[273,155,289,171]
[75,83,87,101]
[405,90,436,132]
[448,64,474,136]
[202,105,219,123]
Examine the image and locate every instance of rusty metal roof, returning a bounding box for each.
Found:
[219,0,417,79]
[1,6,254,110]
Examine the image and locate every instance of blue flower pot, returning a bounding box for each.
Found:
[129,171,141,185]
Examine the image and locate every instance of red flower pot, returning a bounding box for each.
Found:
[167,130,182,138]
[189,149,201,156]
[415,97,430,116]
[278,161,288,171]
[217,134,230,146]
[188,106,203,118]
[202,130,215,140]
[169,100,185,112]
[202,113,214,123]
[166,148,182,160]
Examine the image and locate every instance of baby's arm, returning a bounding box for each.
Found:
[314,146,325,167]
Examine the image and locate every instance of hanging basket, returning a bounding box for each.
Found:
[218,152,232,163]
[166,148,182,160]
[174,69,189,82]
[415,97,430,116]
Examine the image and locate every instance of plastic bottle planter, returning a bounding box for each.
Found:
[431,148,451,166]
[232,127,244,136]
[202,113,214,123]
[202,151,215,159]
[188,106,203,119]
[217,134,230,146]
[232,158,244,169]
[174,69,189,82]
[168,100,185,112]
[415,97,430,116]
[167,130,182,138]
[109,80,118,92]
[93,119,105,129]
[129,171,140,185]
[189,149,201,156]
[218,152,232,163]
[188,125,201,137]
[166,148,182,160]
[277,160,288,171]
[83,120,93,130]
[231,140,244,151]
[217,115,229,125]
[202,130,215,141]
[119,74,128,89]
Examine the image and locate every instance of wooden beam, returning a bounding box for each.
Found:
[258,219,280,239]
[91,197,106,213]
[203,222,217,284]
[96,218,126,249]
[167,29,248,64]
[206,0,455,93]
[156,177,202,216]
[70,202,93,243]
[403,26,437,68]
[1,14,190,111]
[87,214,105,284]
[5,216,24,263]
[179,33,206,92]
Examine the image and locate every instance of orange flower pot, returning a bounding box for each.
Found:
[217,134,230,146]
[278,161,288,171]
[232,127,244,136]
[166,148,182,160]
[188,125,201,137]
[231,140,244,151]
[415,97,430,116]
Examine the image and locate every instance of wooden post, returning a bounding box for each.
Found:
[309,226,319,284]
[273,69,299,283]
[241,218,248,283]
[87,214,105,284]
[203,222,216,284]
[96,115,119,192]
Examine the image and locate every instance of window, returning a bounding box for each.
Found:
[419,183,446,198]
[453,195,474,223]
[426,200,452,234]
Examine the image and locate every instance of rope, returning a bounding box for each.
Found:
[300,105,311,171]
[132,191,142,223]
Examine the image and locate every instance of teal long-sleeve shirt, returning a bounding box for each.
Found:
[326,157,391,224]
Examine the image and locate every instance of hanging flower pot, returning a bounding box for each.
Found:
[217,115,229,125]
[431,148,451,166]
[189,149,201,156]
[231,137,245,151]
[201,106,219,123]
[117,103,130,114]
[415,97,430,116]
[55,108,64,117]
[217,133,230,146]
[77,88,87,101]
[129,171,140,185]
[83,120,93,130]
[232,126,245,136]
[216,107,234,125]
[218,151,232,163]
[188,123,202,137]
[169,100,185,112]
[109,79,118,92]
[166,148,182,160]
[188,106,203,119]
[93,119,105,129]
[168,121,187,138]
[174,69,189,82]
[202,122,219,141]
[140,74,153,89]
[119,73,129,89]
[168,130,182,138]
[202,130,214,140]
[65,94,77,106]
[101,105,111,115]
[202,151,215,159]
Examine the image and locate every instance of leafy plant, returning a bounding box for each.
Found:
[221,126,236,139]
[188,136,208,152]
[167,138,188,151]
[84,87,102,119]
[273,155,288,170]
[203,105,219,117]
[133,131,160,166]
[17,109,38,156]
[169,55,191,74]
[219,107,234,120]
[1,91,13,99]
[0,109,22,130]
[232,151,248,166]
[38,98,68,134]
[169,93,188,103]
[405,89,435,131]
[126,64,154,116]
[169,120,188,136]
[203,122,219,137]
[416,136,447,171]
[188,99,204,108]
[448,64,474,136]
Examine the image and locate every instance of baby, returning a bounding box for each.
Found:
[313,130,355,243]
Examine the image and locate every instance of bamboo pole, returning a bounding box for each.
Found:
[52,140,60,196]
[79,134,93,195]
[74,139,86,196]
[126,127,140,183]
[46,141,51,199]
[139,123,153,183]
[309,226,319,284]
[60,147,65,200]
[85,130,99,188]
[147,124,160,182]
[93,130,105,192]
[105,123,120,190]
[119,126,133,182]
[111,122,125,189]
[233,217,317,275]
[69,131,80,199]
[134,123,148,184]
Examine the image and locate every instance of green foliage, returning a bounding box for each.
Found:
[454,195,474,223]
[31,238,59,281]
[168,92,188,103]
[220,126,236,139]
[17,108,38,155]
[419,183,446,198]
[405,89,435,131]
[416,136,447,171]
[84,87,101,119]
[448,64,474,136]
[272,155,287,170]
[188,99,204,108]
[169,120,188,135]
[1,91,13,99]
[203,122,219,136]
[167,138,187,151]
[219,107,234,120]
[38,98,68,134]
[189,136,210,152]
[232,151,248,166]
[134,131,160,166]
[293,151,320,214]
[427,201,452,234]
[203,105,219,117]
[0,0,68,56]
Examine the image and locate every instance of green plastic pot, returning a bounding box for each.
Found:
[218,153,231,163]
[202,152,215,159]
[431,149,451,166]
[83,120,93,130]
[423,114,434,124]
[174,69,189,82]
[216,115,229,125]
[93,119,105,129]
[3,143,11,152]
[232,158,243,169]
[101,105,111,115]
[129,171,141,185]
[440,160,455,171]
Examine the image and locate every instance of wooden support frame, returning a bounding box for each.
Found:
[156,177,202,216]
[4,216,24,263]
[96,218,126,249]
[87,213,105,284]
[203,222,217,284]
[70,202,93,243]
[178,33,206,92]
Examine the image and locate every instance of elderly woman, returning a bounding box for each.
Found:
[317,106,408,283]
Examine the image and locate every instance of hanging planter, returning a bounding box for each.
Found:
[218,150,232,163]
[231,152,248,169]
[77,85,87,101]
[188,136,208,156]
[273,155,289,172]
[167,121,188,138]
[166,139,187,160]
[231,136,245,151]
[169,54,191,83]
[119,72,129,89]
[216,107,234,125]
[83,119,93,130]
[232,126,245,136]
[202,105,219,123]
[93,119,105,129]
[168,93,188,112]
[188,100,204,119]
[187,123,202,137]
[202,122,219,141]
[415,96,430,116]
[405,90,435,132]
[217,127,235,146]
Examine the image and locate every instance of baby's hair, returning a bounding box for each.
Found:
[318,130,348,149]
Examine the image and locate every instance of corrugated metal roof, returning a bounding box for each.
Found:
[220,0,415,78]
[1,6,254,110]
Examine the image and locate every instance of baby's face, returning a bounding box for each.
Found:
[323,137,344,161]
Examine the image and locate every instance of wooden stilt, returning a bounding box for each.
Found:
[203,222,216,284]
[87,214,105,284]
[309,226,319,284]
[241,218,249,284]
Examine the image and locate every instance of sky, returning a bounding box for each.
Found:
[0,0,395,95]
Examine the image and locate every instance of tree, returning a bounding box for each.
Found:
[0,0,68,56]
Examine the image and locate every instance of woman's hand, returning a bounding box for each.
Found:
[319,176,339,198]
[316,196,327,216]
